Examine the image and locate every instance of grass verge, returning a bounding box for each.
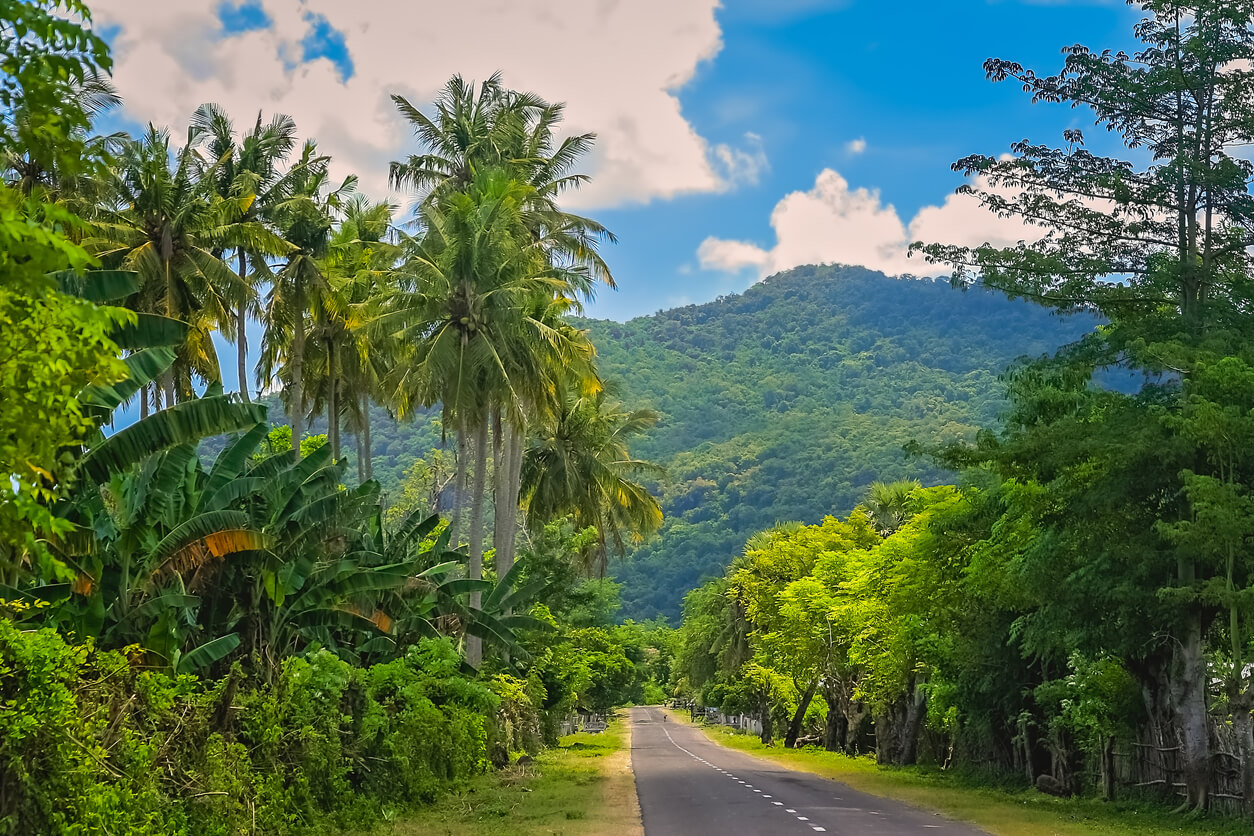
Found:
[671,710,1248,836]
[357,714,641,836]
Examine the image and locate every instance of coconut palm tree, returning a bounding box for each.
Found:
[189,104,300,403]
[85,125,289,407]
[388,75,616,588]
[257,141,355,458]
[521,379,663,576]
[375,167,598,664]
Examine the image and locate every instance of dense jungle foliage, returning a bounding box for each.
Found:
[358,266,1097,621]
[662,0,1254,821]
[0,1,671,831]
[586,265,1097,620]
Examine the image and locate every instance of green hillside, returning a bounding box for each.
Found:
[581,264,1096,621]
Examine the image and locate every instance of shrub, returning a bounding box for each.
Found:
[0,621,515,835]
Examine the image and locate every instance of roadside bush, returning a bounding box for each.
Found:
[0,620,516,835]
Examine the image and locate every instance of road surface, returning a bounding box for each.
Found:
[629,706,987,836]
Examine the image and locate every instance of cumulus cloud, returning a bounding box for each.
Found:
[845,137,867,154]
[698,168,1043,279]
[90,0,755,208]
[711,132,769,188]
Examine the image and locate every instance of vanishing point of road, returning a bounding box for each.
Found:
[629,706,987,836]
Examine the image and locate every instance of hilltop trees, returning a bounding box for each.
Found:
[918,0,1254,812]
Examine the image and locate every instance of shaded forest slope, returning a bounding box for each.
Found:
[582,264,1095,621]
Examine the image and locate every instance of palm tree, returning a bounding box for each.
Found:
[862,480,922,537]
[190,104,300,403]
[388,75,616,584]
[2,68,123,200]
[257,141,354,458]
[86,125,287,407]
[375,168,597,664]
[521,379,663,576]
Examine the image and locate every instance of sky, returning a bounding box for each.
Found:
[89,0,1139,393]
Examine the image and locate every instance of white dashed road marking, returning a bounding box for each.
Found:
[650,709,824,834]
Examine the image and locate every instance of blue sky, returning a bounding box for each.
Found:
[93,0,1141,397]
[589,0,1135,318]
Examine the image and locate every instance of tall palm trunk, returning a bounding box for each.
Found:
[493,410,510,577]
[139,385,150,420]
[362,393,373,481]
[449,425,468,546]
[290,283,306,461]
[328,341,340,461]
[236,251,250,402]
[466,416,489,668]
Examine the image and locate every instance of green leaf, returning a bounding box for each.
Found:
[52,269,139,302]
[81,396,266,483]
[177,633,240,673]
[205,423,270,499]
[111,313,188,350]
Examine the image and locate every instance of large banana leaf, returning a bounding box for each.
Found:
[81,397,266,483]
[128,592,201,622]
[205,476,269,513]
[148,510,266,577]
[205,423,269,499]
[437,578,494,598]
[176,633,240,674]
[53,269,140,302]
[141,444,198,529]
[246,449,297,481]
[111,313,188,350]
[385,509,442,562]
[79,347,177,413]
[483,558,529,612]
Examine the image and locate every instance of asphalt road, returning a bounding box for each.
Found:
[629,706,988,836]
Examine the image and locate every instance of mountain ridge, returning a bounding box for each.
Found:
[578,264,1097,621]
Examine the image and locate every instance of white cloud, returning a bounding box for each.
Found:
[846,137,867,154]
[91,0,753,209]
[711,132,769,188]
[698,168,1042,279]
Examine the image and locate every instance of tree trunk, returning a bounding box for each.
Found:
[237,251,250,402]
[290,284,306,461]
[1233,695,1254,818]
[759,695,773,746]
[822,682,849,752]
[1171,600,1210,810]
[328,341,340,461]
[507,419,525,570]
[449,426,468,546]
[355,425,365,484]
[785,680,818,748]
[465,416,489,668]
[362,393,372,481]
[139,384,150,420]
[898,678,928,766]
[493,410,510,577]
[1099,736,1116,801]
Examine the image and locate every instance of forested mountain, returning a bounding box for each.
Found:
[580,264,1097,621]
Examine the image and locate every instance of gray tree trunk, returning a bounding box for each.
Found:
[785,680,818,748]
[328,342,340,461]
[1232,695,1254,817]
[1171,599,1210,810]
[449,426,468,546]
[237,251,250,402]
[362,393,372,480]
[290,284,306,461]
[465,417,489,668]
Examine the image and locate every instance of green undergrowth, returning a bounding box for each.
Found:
[364,716,641,836]
[678,713,1248,836]
[0,621,538,836]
